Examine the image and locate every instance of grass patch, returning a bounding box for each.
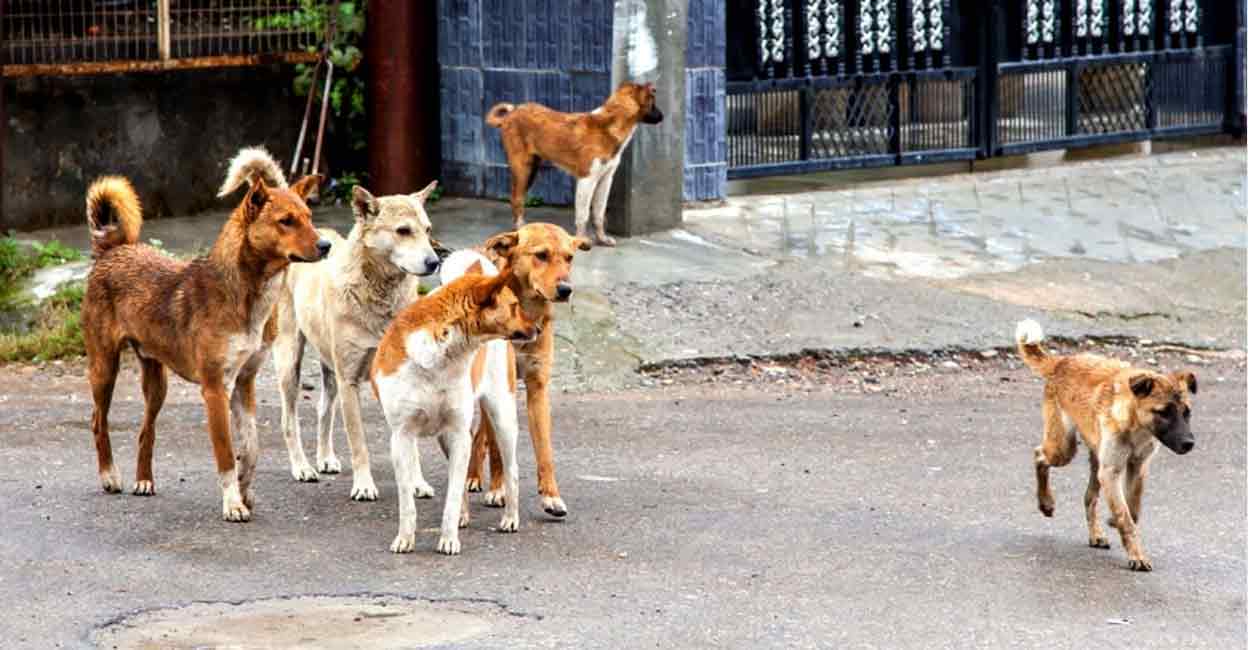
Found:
[0,282,86,363]
[0,236,85,309]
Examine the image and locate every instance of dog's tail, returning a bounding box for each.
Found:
[485,103,515,128]
[218,146,288,197]
[86,176,143,254]
[1015,319,1056,378]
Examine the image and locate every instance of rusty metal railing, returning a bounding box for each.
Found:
[2,0,323,77]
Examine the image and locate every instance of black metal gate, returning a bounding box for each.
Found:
[726,0,1242,178]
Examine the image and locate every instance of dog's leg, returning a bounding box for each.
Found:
[337,380,379,501]
[481,393,521,532]
[202,380,249,522]
[474,403,505,507]
[1125,457,1149,526]
[437,429,473,555]
[523,333,567,518]
[389,428,420,553]
[1084,452,1110,548]
[509,156,538,228]
[88,344,123,494]
[1098,442,1150,571]
[466,419,490,493]
[275,325,317,482]
[314,362,342,474]
[133,358,166,496]
[589,163,619,247]
[573,176,596,243]
[231,373,261,511]
[1034,400,1076,517]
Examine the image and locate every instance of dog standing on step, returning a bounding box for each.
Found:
[272,181,442,501]
[82,148,328,521]
[486,81,663,247]
[371,266,539,555]
[1016,319,1197,571]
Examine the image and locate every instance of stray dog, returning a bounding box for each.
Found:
[463,223,590,518]
[82,148,328,521]
[1017,319,1197,571]
[485,81,663,246]
[273,181,442,501]
[371,266,538,555]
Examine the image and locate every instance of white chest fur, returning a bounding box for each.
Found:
[374,328,477,438]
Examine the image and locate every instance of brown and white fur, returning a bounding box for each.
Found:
[1017,319,1197,571]
[82,148,328,522]
[485,81,663,246]
[464,223,590,518]
[272,181,441,501]
[370,267,538,555]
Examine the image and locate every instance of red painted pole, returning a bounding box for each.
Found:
[366,0,437,194]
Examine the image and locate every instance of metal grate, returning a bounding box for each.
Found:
[996,69,1067,145]
[809,83,892,158]
[170,1,323,59]
[3,0,159,65]
[899,77,973,152]
[727,88,803,167]
[1077,62,1148,135]
[2,0,327,75]
[1153,56,1225,130]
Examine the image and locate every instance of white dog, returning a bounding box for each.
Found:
[370,257,538,554]
[272,181,441,501]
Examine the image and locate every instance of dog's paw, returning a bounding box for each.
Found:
[390,533,417,554]
[1037,495,1055,518]
[351,475,379,501]
[100,469,123,494]
[222,500,252,523]
[291,462,319,482]
[483,489,506,507]
[541,495,568,518]
[458,509,471,529]
[414,479,436,499]
[131,480,155,496]
[317,455,342,474]
[498,513,519,533]
[1088,535,1111,549]
[593,234,617,248]
[466,476,483,492]
[1127,556,1153,572]
[242,488,256,510]
[436,533,462,556]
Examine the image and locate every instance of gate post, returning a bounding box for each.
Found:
[1236,0,1247,133]
[977,0,1004,158]
[606,0,688,237]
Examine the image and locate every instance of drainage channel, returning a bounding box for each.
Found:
[92,593,528,648]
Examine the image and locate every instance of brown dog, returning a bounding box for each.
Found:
[82,148,328,522]
[1016,320,1197,571]
[463,223,591,518]
[485,81,663,247]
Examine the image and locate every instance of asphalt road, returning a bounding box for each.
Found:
[0,350,1243,649]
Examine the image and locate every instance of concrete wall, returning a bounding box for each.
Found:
[2,67,303,232]
[437,0,728,205]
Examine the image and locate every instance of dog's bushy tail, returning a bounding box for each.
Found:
[1015,319,1056,378]
[485,103,515,128]
[86,176,143,255]
[218,146,288,197]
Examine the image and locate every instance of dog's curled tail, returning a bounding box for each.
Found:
[1015,319,1056,377]
[485,103,515,128]
[86,176,143,254]
[218,146,288,197]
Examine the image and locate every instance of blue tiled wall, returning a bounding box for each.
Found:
[438,0,726,205]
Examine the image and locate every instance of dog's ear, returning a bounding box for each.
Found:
[411,180,439,203]
[352,185,379,222]
[470,273,507,308]
[484,231,520,263]
[1128,374,1155,398]
[1171,370,1198,395]
[572,236,592,252]
[245,173,270,216]
[290,174,323,200]
[463,260,484,276]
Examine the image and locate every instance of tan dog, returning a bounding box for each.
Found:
[464,223,591,518]
[485,81,663,246]
[1017,320,1197,571]
[82,148,327,522]
[272,181,441,501]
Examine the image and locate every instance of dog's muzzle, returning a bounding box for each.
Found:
[642,107,664,124]
[554,282,573,302]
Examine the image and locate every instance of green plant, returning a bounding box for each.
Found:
[0,282,86,363]
[525,195,545,208]
[0,235,85,310]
